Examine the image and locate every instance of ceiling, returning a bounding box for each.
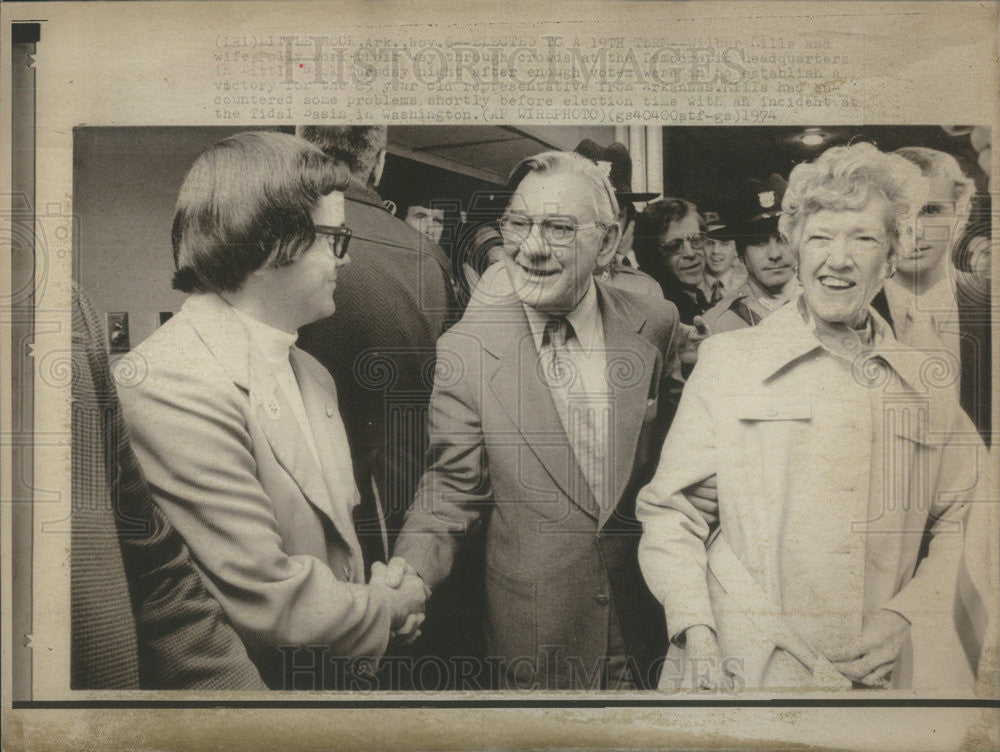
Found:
[662,125,989,212]
[387,125,615,186]
[382,123,989,219]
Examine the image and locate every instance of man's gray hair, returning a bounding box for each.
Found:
[507,150,620,225]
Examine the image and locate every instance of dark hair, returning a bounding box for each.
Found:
[171,131,349,294]
[297,125,387,181]
[632,198,704,261]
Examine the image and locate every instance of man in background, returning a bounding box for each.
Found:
[296,126,469,687]
[874,147,991,445]
[402,202,446,245]
[574,139,663,298]
[702,175,798,335]
[634,198,713,325]
[296,126,457,562]
[701,210,746,304]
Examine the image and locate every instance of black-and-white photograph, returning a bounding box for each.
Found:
[69,123,994,693]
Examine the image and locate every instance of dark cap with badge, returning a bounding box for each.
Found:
[573,139,659,204]
[707,173,788,241]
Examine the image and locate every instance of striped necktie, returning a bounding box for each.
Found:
[542,317,609,508]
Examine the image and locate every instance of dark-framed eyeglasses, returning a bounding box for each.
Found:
[313,224,352,258]
[498,213,604,248]
[659,233,708,256]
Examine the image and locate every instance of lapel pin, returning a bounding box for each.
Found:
[266,396,280,419]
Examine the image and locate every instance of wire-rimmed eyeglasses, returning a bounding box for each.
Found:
[498,213,605,248]
[660,233,708,256]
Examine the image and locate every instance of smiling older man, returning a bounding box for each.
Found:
[392,151,683,690]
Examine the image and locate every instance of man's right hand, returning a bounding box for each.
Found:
[681,624,733,691]
[677,316,711,366]
[370,557,430,637]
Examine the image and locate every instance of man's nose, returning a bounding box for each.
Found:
[679,240,699,259]
[766,238,784,259]
[520,223,551,257]
[336,252,351,267]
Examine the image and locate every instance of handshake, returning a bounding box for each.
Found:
[369,556,430,644]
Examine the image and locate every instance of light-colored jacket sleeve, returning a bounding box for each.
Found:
[393,330,493,589]
[636,336,724,643]
[884,406,991,625]
[117,346,392,661]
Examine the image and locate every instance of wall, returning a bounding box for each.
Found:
[73,126,288,349]
[72,124,615,350]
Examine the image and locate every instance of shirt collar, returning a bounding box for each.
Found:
[753,294,921,391]
[883,269,958,322]
[232,307,298,365]
[524,279,603,353]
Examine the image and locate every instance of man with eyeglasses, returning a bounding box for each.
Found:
[391,151,684,689]
[634,198,714,326]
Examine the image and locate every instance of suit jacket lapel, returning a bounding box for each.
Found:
[596,283,658,528]
[248,365,339,526]
[289,350,366,564]
[181,294,349,545]
[487,306,601,522]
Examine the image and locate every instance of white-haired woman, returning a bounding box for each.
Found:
[636,142,990,690]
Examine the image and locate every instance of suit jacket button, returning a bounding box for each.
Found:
[326,404,335,418]
[595,593,610,606]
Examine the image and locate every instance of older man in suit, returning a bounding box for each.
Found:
[392,151,683,689]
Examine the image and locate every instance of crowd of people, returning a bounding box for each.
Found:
[72,126,995,694]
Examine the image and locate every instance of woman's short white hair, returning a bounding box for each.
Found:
[779,142,928,256]
[507,150,620,226]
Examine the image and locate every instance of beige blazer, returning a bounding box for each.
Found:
[117,293,392,688]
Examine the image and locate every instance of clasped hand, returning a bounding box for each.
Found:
[369,556,430,644]
[677,316,711,366]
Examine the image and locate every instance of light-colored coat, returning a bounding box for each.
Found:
[117,293,392,688]
[637,298,989,689]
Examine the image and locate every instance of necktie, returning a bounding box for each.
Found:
[542,318,609,508]
[710,280,724,304]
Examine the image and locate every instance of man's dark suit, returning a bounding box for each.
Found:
[71,283,265,689]
[298,178,457,559]
[297,179,465,686]
[872,273,991,446]
[394,280,681,689]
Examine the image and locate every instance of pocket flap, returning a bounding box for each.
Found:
[736,396,811,421]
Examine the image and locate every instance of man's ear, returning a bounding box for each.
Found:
[372,149,387,188]
[595,222,622,268]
